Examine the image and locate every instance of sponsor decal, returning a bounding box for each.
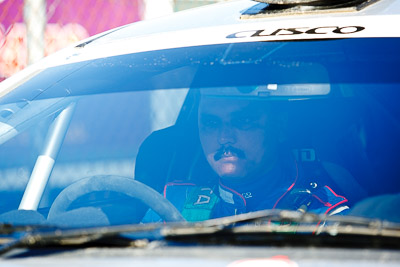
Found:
[194,187,214,205]
[227,26,365,39]
[242,192,253,199]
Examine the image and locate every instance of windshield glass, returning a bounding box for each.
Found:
[0,38,399,228]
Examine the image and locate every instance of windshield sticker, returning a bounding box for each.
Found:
[39,15,400,68]
[227,26,365,39]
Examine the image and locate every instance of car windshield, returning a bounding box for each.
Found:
[0,38,399,228]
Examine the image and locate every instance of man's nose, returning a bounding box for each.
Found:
[218,125,236,145]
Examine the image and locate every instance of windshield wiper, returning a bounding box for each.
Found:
[164,209,400,235]
[0,222,167,256]
[1,210,399,256]
[0,223,49,235]
[161,210,400,248]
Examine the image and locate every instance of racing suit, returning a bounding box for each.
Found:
[142,157,350,222]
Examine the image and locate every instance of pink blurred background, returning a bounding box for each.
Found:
[0,0,144,81]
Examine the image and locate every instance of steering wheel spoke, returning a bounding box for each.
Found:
[47,175,185,224]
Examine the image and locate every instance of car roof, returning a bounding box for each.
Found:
[93,0,400,42]
[50,0,400,63]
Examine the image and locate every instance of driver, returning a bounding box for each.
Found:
[141,87,350,222]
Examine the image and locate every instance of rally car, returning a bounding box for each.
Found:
[0,0,399,265]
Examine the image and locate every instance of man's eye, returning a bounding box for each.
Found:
[233,117,255,130]
[201,118,219,129]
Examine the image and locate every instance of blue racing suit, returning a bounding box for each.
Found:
[142,158,349,222]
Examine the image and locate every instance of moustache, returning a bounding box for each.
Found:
[214,146,245,161]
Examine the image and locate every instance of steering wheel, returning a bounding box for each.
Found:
[47,175,185,223]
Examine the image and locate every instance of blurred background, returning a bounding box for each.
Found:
[0,0,227,82]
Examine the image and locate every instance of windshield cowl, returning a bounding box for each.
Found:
[1,210,400,257]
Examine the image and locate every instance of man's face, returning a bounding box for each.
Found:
[198,96,279,180]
